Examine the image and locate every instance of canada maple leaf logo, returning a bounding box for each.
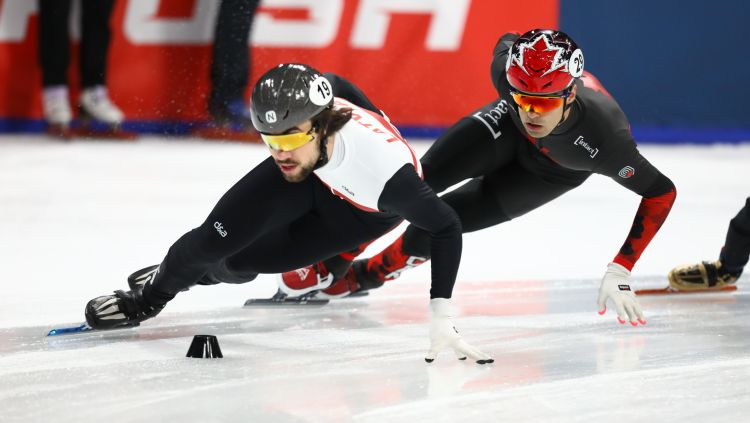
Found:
[512,34,568,77]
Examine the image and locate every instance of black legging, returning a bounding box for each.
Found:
[721,197,750,272]
[209,0,261,109]
[144,158,402,305]
[38,0,115,88]
[402,106,587,257]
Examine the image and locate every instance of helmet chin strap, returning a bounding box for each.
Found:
[556,100,570,128]
[555,84,576,129]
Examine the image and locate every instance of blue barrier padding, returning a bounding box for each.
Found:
[631,127,750,144]
[1,118,749,144]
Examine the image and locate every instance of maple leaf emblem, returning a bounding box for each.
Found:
[512,34,568,77]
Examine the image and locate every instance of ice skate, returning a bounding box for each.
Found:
[85,289,163,330]
[127,264,160,290]
[277,262,335,297]
[42,85,73,139]
[76,85,136,140]
[317,260,383,299]
[194,99,260,142]
[636,260,740,295]
[668,260,740,291]
[243,288,330,307]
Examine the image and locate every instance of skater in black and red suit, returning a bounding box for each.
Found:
[282,29,677,326]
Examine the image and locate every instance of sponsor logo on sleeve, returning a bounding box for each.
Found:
[618,166,635,179]
[573,135,598,158]
[213,221,228,237]
[472,99,509,139]
[341,185,355,196]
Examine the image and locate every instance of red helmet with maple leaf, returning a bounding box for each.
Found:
[506,29,584,95]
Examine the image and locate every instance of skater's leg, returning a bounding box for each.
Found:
[38,0,73,129]
[669,197,750,290]
[78,0,123,126]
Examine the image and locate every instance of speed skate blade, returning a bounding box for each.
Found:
[243,297,329,307]
[636,285,737,295]
[47,321,140,336]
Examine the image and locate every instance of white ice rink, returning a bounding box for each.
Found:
[1,135,749,422]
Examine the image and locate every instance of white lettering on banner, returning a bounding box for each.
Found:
[0,0,469,49]
[124,0,218,44]
[252,0,343,48]
[0,0,37,41]
[351,0,470,50]
[122,0,342,47]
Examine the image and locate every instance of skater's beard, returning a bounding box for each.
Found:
[275,157,317,182]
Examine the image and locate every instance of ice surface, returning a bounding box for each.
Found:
[1,135,749,422]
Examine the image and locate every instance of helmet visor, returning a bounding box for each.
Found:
[261,130,314,152]
[510,90,567,114]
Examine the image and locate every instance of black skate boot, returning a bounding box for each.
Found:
[85,289,163,330]
[668,260,741,291]
[127,264,160,290]
[195,99,260,142]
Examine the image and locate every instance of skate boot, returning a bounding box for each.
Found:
[668,260,741,291]
[363,234,428,282]
[278,261,335,296]
[77,86,135,139]
[42,85,73,138]
[318,259,385,299]
[79,85,124,125]
[127,264,160,290]
[85,288,163,330]
[197,99,260,142]
[210,99,253,130]
[318,235,428,299]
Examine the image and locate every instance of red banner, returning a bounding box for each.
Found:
[0,0,557,127]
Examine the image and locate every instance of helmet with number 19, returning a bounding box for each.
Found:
[250,63,334,135]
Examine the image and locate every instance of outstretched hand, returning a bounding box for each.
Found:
[597,262,646,326]
[426,298,493,364]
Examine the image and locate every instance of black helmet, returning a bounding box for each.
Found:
[250,63,334,134]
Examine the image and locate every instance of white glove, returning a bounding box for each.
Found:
[597,262,646,326]
[425,298,493,364]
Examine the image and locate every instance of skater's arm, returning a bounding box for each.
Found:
[613,177,676,270]
[596,144,677,270]
[378,164,462,299]
[379,166,492,364]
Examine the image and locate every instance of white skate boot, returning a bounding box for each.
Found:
[42,85,73,138]
[77,85,135,139]
[79,85,124,125]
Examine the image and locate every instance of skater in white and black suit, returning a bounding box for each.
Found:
[85,63,493,364]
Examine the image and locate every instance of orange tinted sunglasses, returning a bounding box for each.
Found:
[510,90,569,114]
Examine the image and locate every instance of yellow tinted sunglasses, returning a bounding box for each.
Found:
[260,129,315,152]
